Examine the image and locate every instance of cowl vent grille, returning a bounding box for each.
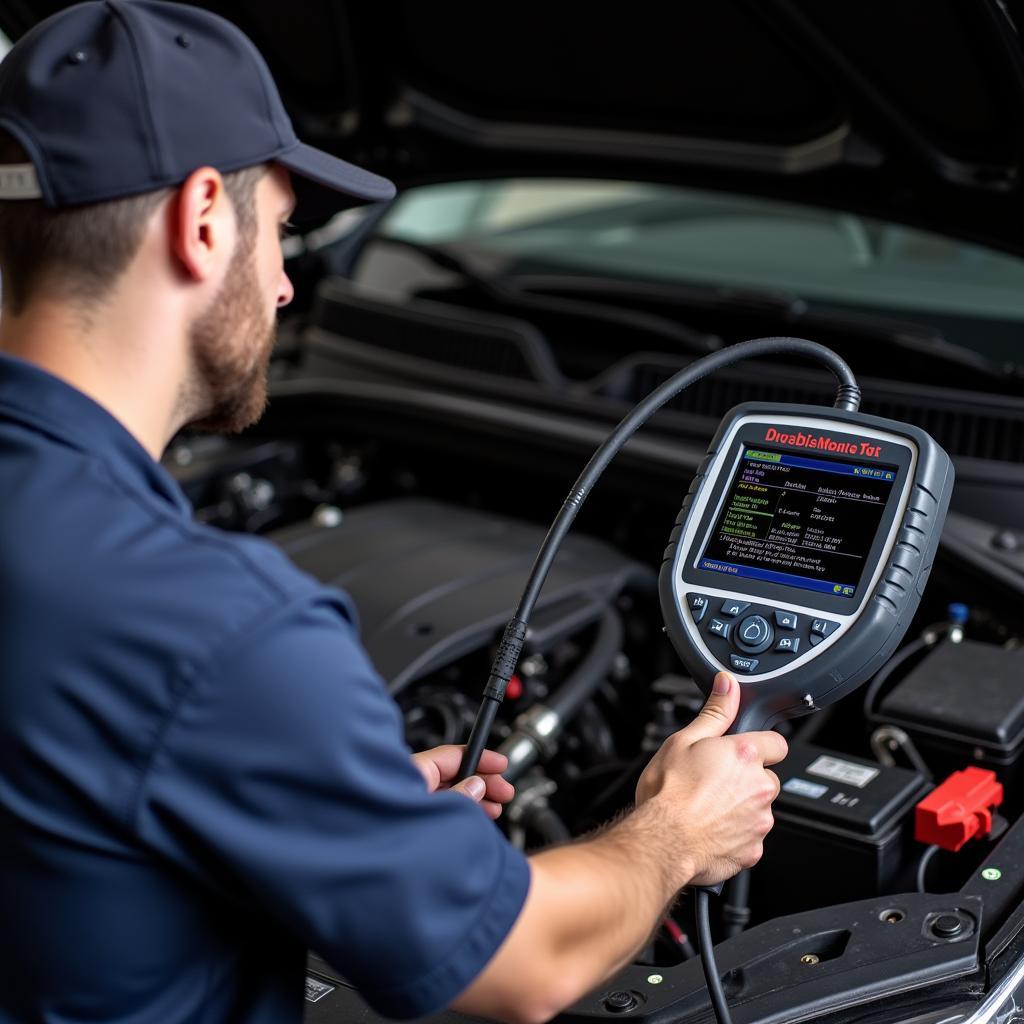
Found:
[311,279,564,387]
[308,280,1024,464]
[613,358,1024,463]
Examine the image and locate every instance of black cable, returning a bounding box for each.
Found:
[862,635,931,718]
[457,336,860,783]
[722,869,751,939]
[916,844,940,893]
[696,889,734,1024]
[459,697,501,785]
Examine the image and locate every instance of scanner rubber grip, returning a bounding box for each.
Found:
[696,688,773,897]
[728,696,770,736]
[698,693,764,896]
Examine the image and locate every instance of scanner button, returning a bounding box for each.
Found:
[688,594,709,623]
[707,618,730,639]
[729,654,760,673]
[774,610,799,630]
[810,618,839,639]
[774,636,801,655]
[720,600,750,618]
[736,614,773,654]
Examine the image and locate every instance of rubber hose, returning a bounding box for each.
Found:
[524,804,572,847]
[502,609,623,785]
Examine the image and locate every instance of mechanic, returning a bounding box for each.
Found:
[0,4,786,1023]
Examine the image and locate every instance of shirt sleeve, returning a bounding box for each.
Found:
[131,590,531,1019]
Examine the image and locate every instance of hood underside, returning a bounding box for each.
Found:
[4,0,1024,251]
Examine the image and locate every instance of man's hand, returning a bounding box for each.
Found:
[635,670,787,886]
[451,674,788,1023]
[411,745,515,820]
[452,675,786,1019]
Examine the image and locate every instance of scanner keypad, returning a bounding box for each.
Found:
[685,594,838,674]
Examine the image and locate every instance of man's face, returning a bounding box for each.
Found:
[187,166,295,434]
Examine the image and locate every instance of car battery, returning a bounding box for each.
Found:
[754,742,930,919]
[877,639,1024,799]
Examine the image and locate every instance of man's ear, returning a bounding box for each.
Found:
[170,166,233,283]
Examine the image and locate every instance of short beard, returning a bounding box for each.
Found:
[185,241,276,435]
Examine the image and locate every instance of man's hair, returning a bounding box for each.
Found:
[0,131,265,316]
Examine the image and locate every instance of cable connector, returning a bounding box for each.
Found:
[834,381,862,412]
[721,901,751,933]
[483,617,529,701]
[915,766,1004,852]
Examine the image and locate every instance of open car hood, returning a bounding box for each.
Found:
[5,0,1024,251]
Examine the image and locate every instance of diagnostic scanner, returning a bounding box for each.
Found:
[456,340,955,1024]
[660,403,954,734]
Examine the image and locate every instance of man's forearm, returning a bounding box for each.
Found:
[453,797,693,1024]
[453,678,783,1024]
[527,796,692,996]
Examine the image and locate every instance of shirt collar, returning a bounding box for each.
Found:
[0,352,193,518]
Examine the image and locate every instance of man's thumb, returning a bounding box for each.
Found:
[453,776,486,802]
[684,672,739,742]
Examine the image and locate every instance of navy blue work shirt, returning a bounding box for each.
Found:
[0,353,530,1023]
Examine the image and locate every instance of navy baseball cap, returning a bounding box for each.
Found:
[0,0,396,213]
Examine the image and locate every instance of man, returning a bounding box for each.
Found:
[0,3,786,1023]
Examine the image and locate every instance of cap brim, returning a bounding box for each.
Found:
[276,142,396,224]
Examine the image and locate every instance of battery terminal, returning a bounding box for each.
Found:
[915,767,1004,852]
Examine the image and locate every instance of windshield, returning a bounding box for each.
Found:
[379,179,1024,364]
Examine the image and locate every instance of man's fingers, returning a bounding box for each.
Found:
[438,773,515,801]
[412,745,510,787]
[481,799,503,820]
[409,750,441,790]
[475,748,510,776]
[417,745,509,777]
[681,672,739,744]
[747,731,788,767]
[484,773,515,804]
[437,745,508,777]
[452,776,486,802]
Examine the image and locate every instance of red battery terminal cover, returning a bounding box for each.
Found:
[915,766,1004,852]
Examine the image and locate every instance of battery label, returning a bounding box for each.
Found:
[783,777,829,799]
[807,755,878,789]
[305,977,336,1003]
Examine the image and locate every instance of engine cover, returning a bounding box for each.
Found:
[269,498,654,692]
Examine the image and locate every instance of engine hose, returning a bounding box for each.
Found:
[547,609,624,722]
[722,870,751,939]
[523,803,572,847]
[500,608,624,785]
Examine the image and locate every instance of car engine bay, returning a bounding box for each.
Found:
[166,284,1024,1020]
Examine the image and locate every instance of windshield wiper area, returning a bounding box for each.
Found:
[508,275,1024,394]
[798,300,1024,385]
[368,236,723,357]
